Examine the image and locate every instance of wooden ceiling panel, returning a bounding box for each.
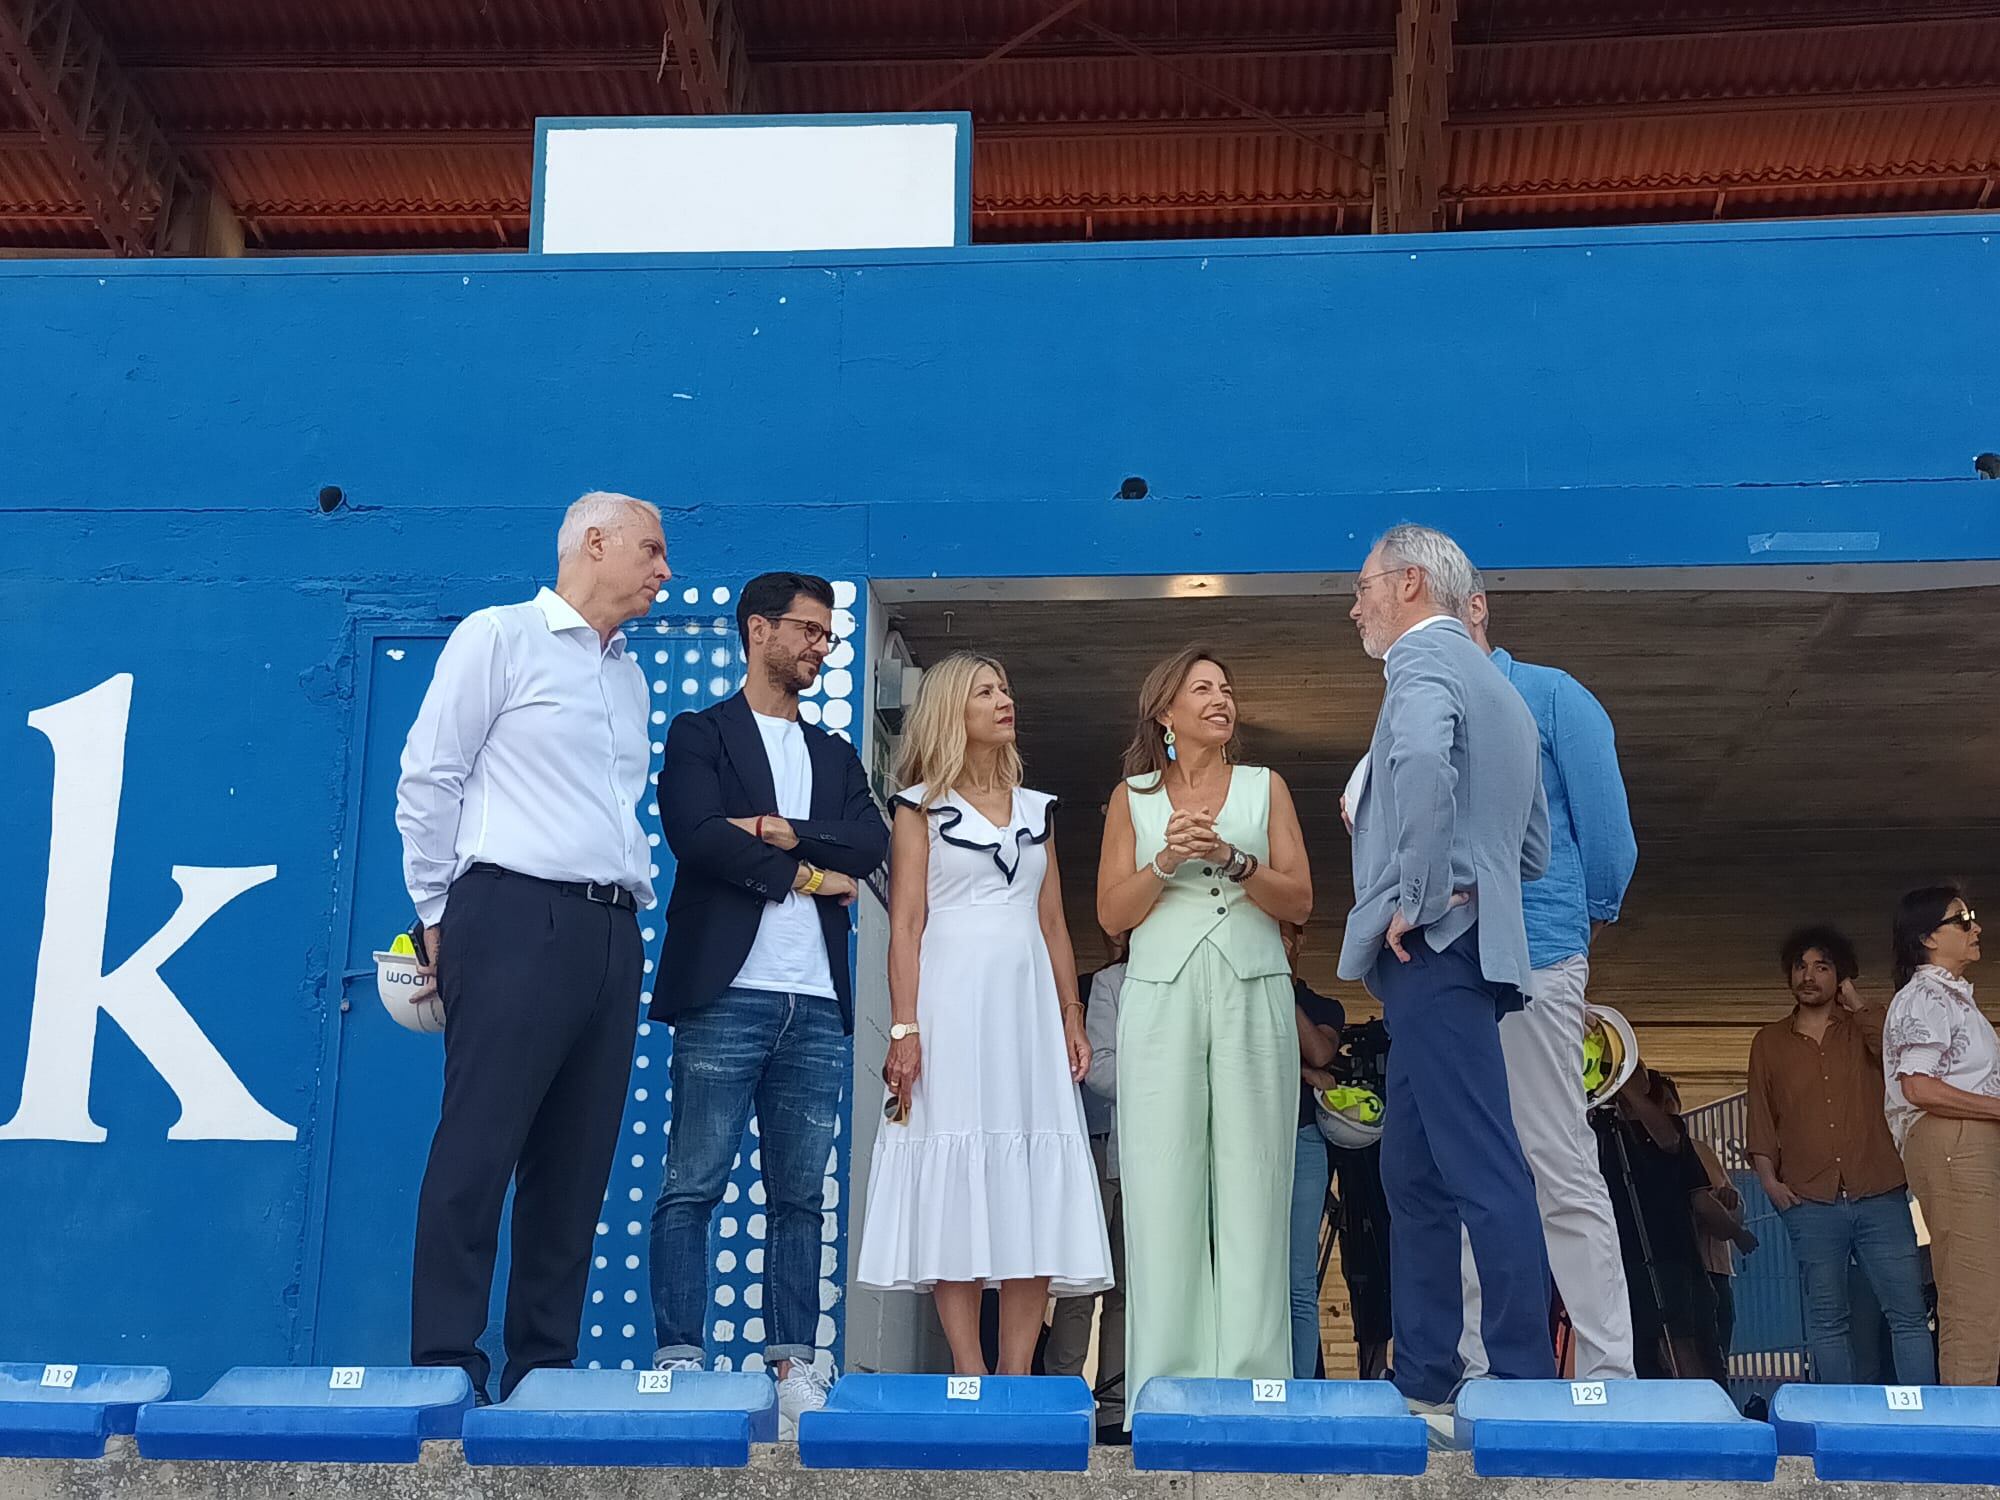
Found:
[888,585,2000,1099]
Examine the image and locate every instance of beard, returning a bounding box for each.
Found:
[766,643,821,693]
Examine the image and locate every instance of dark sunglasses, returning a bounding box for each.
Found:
[882,1093,909,1125]
[1938,909,1981,932]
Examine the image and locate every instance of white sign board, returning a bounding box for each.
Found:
[534,115,969,255]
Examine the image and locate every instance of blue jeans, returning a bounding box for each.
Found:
[649,987,850,1367]
[1290,1123,1332,1378]
[1781,1190,1937,1385]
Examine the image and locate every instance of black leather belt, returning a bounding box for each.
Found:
[470,863,638,911]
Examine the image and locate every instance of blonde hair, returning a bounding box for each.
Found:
[895,652,1023,808]
[1121,643,1239,784]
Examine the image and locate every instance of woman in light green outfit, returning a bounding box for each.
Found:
[1098,644,1314,1420]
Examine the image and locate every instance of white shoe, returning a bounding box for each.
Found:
[775,1361,833,1441]
[1405,1395,1458,1448]
[653,1354,704,1374]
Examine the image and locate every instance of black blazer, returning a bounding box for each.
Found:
[651,692,888,1033]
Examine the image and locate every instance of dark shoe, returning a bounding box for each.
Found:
[1095,1423,1131,1446]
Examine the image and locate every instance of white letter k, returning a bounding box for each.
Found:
[0,675,296,1142]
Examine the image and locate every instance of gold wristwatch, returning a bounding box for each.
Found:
[889,1022,920,1041]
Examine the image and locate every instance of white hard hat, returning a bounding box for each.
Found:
[1314,1086,1385,1149]
[374,950,445,1035]
[1582,1004,1639,1108]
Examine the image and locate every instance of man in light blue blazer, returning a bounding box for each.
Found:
[1338,524,1556,1411]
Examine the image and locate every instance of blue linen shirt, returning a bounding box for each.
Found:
[1489,647,1637,969]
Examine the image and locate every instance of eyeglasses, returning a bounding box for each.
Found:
[1352,566,1414,597]
[765,615,844,649]
[1938,909,1981,931]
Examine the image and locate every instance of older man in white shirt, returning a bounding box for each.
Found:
[397,490,671,1403]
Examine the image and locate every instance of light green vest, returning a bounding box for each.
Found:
[1125,764,1290,985]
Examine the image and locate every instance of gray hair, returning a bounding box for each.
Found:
[1375,523,1479,617]
[557,490,660,562]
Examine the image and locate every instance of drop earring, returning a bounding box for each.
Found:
[1164,726,1178,762]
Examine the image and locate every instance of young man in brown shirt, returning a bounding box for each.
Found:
[1746,926,1937,1384]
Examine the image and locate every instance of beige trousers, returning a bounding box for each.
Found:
[1904,1114,2000,1385]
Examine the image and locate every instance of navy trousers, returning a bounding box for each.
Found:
[411,866,642,1400]
[1375,927,1555,1403]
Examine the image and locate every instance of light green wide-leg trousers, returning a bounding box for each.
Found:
[1117,943,1297,1420]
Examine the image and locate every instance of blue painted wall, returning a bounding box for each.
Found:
[2,216,1997,1390]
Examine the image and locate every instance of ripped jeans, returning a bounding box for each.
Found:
[649,986,850,1368]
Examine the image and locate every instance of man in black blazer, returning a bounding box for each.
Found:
[646,571,887,1435]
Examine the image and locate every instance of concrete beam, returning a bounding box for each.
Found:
[0,1440,1990,1500]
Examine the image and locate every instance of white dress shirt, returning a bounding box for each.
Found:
[397,587,655,925]
[731,711,836,999]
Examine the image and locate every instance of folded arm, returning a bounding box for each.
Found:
[1899,1073,2000,1122]
[659,713,801,901]
[788,751,890,878]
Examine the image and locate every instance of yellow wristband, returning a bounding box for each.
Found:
[802,866,826,896]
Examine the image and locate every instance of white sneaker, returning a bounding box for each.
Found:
[653,1353,704,1374]
[775,1361,833,1441]
[1405,1395,1458,1448]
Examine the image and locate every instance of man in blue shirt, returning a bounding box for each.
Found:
[1456,575,1640,1383]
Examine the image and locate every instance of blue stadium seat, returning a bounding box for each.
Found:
[0,1363,172,1459]
[798,1374,1092,1470]
[1772,1383,2000,1483]
[1131,1377,1428,1474]
[134,1366,472,1462]
[1454,1379,1777,1480]
[460,1367,776,1466]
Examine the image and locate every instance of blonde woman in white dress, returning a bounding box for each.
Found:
[855,652,1113,1375]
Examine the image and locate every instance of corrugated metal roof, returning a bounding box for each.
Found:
[0,0,1993,254]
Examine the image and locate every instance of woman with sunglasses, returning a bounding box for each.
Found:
[1097,644,1313,1421]
[854,653,1111,1376]
[1883,887,2000,1384]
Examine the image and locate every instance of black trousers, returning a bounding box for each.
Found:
[410,865,641,1399]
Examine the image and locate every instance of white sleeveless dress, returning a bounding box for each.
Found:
[855,784,1114,1295]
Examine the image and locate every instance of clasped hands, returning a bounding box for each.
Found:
[1155,806,1225,874]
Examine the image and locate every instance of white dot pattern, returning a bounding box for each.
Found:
[578,580,863,1374]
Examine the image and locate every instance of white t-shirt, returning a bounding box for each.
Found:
[731,711,837,1000]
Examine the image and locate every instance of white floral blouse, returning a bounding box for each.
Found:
[1882,964,2000,1152]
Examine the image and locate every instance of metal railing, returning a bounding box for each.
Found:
[1684,1091,1808,1403]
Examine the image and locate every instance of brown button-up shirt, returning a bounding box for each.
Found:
[1746,1004,1907,1203]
